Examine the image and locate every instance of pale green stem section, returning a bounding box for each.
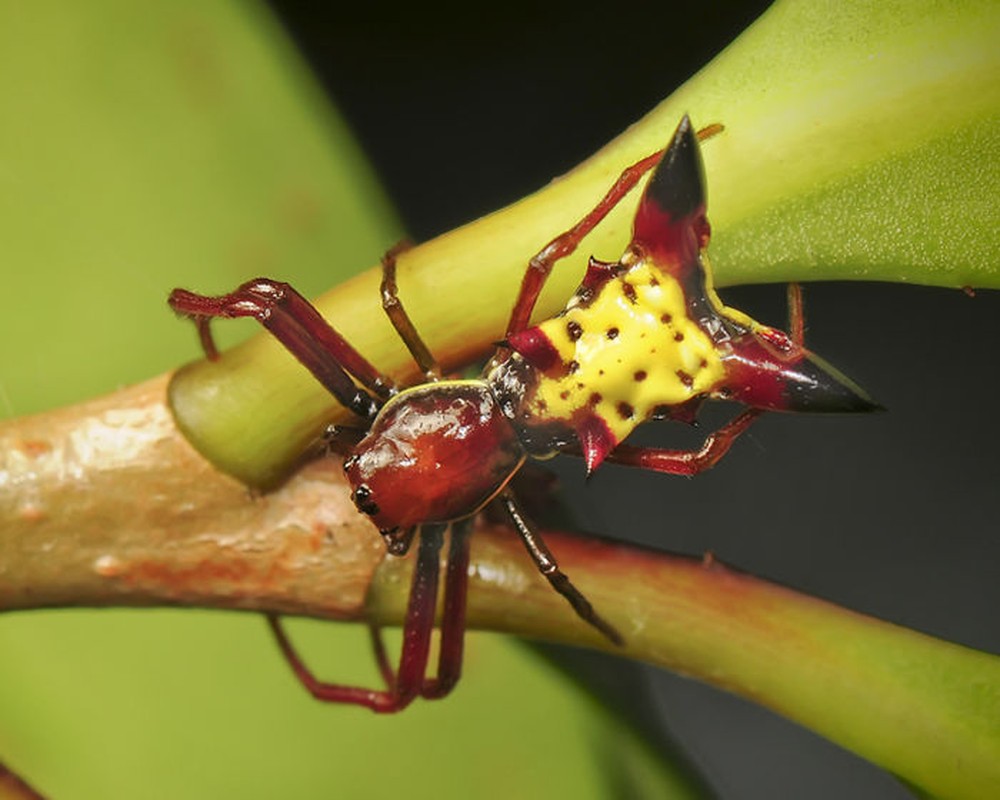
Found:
[682,0,1000,286]
[169,0,1000,487]
[370,527,1000,800]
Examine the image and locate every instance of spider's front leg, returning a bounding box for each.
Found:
[169,278,393,418]
[268,524,443,713]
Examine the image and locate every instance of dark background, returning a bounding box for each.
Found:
[267,4,999,797]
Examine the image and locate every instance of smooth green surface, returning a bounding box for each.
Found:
[0,3,667,798]
[0,0,396,417]
[695,0,1000,285]
[166,0,1000,488]
[0,613,628,799]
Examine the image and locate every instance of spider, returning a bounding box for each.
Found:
[169,116,876,712]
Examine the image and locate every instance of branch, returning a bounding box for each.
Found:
[3,375,998,798]
[1,376,378,617]
[0,760,44,800]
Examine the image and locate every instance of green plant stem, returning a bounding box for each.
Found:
[169,0,1000,487]
[372,529,1000,800]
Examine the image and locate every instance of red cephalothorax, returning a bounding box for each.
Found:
[169,115,877,712]
[344,381,525,534]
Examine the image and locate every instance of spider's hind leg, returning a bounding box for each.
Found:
[267,523,447,713]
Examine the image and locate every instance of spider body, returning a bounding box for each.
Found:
[346,119,873,533]
[344,380,524,536]
[169,116,876,712]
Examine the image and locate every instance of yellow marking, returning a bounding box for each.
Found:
[700,253,757,331]
[528,260,726,445]
[376,379,488,414]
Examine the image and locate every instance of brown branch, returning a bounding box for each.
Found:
[3,375,999,799]
[0,375,383,618]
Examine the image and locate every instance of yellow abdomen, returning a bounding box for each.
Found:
[527,260,725,444]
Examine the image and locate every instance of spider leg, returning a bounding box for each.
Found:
[500,491,623,646]
[321,424,367,457]
[380,242,441,381]
[368,624,396,689]
[361,519,472,702]
[266,524,446,713]
[601,408,762,476]
[169,278,393,416]
[421,518,473,699]
[502,124,724,341]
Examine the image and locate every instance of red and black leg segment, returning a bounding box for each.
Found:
[169,279,393,418]
[501,491,623,646]
[267,522,449,713]
[268,519,473,712]
[421,518,473,699]
[602,408,762,476]
[365,518,472,701]
[380,242,441,381]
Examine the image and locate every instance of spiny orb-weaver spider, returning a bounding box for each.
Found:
[169,116,877,712]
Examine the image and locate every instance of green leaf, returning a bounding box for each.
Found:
[1,3,673,798]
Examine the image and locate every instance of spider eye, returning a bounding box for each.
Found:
[351,484,380,517]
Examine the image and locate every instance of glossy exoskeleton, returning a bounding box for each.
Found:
[169,116,877,712]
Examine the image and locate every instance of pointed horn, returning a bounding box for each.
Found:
[777,352,883,413]
[632,115,709,272]
[577,416,618,476]
[642,115,705,221]
[722,336,882,414]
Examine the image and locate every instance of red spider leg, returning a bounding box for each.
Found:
[421,518,473,699]
[601,408,762,475]
[0,760,45,800]
[266,523,447,713]
[380,242,441,381]
[502,152,661,341]
[503,124,725,340]
[368,623,396,688]
[169,279,393,414]
[788,282,805,347]
[364,519,472,700]
[500,491,623,646]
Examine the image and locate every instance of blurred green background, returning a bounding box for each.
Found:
[0,3,663,798]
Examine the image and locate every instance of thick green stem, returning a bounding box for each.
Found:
[169,0,1000,487]
[371,528,1000,800]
